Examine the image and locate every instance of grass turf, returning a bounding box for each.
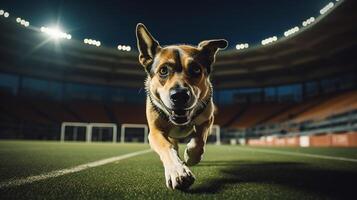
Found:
[0,141,357,199]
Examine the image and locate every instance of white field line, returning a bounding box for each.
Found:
[240,147,357,163]
[0,149,152,189]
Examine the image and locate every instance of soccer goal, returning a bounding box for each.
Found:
[206,125,221,145]
[60,122,117,143]
[120,123,148,143]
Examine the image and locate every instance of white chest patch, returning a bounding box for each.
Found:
[168,125,196,139]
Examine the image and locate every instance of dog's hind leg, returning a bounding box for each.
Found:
[184,118,213,166]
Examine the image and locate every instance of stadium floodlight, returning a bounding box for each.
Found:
[284,26,299,37]
[261,36,278,45]
[0,10,4,15]
[84,38,101,47]
[117,44,131,51]
[4,12,9,18]
[16,18,30,27]
[41,26,71,40]
[320,2,334,15]
[302,17,315,27]
[235,43,249,50]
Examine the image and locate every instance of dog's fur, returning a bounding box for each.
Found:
[135,23,227,190]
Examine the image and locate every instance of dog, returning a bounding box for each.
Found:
[135,23,227,190]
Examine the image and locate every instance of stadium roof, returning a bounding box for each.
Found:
[0,0,356,89]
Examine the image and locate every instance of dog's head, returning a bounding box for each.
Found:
[136,23,227,126]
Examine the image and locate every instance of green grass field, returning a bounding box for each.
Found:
[0,140,357,199]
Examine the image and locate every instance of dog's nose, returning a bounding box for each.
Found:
[170,88,190,108]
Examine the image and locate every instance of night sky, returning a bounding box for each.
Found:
[1,0,332,49]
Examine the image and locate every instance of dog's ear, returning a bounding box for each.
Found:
[136,23,161,70]
[198,39,228,73]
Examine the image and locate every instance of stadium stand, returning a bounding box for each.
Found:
[229,103,289,128]
[214,104,245,127]
[111,103,146,124]
[67,101,111,123]
[293,90,357,122]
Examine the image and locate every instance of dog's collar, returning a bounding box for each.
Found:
[147,86,212,126]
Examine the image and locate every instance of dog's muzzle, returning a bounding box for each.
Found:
[168,88,193,125]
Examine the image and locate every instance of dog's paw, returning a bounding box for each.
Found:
[164,163,195,190]
[184,147,203,166]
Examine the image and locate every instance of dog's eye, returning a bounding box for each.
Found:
[190,66,201,76]
[159,66,169,76]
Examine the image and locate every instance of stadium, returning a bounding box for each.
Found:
[0,0,357,199]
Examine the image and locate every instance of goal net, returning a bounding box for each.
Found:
[60,122,117,143]
[206,125,221,145]
[120,123,148,143]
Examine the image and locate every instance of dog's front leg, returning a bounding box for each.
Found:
[184,118,213,166]
[149,130,195,190]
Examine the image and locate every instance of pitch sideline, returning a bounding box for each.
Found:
[0,149,153,189]
[240,147,357,163]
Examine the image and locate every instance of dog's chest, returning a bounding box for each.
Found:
[168,125,195,139]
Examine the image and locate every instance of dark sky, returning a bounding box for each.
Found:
[1,0,331,49]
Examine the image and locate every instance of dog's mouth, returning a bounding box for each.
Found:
[159,99,193,125]
[169,109,191,125]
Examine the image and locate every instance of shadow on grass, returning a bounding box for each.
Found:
[186,160,357,198]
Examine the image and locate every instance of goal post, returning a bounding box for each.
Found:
[120,123,148,143]
[208,125,221,145]
[90,123,118,143]
[60,122,117,143]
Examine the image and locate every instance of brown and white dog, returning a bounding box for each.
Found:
[135,23,227,190]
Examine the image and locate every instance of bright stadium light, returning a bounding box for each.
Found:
[261,36,278,45]
[284,26,299,37]
[84,38,101,47]
[40,26,71,40]
[320,2,334,15]
[302,17,315,27]
[0,10,4,15]
[117,44,131,51]
[4,12,9,18]
[235,43,249,50]
[16,17,30,27]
